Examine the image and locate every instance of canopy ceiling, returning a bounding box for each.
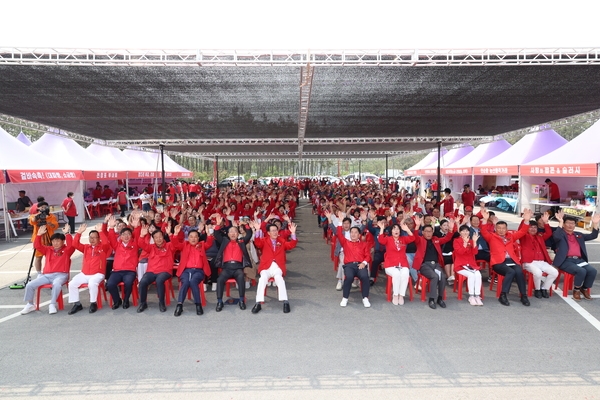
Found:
[1,48,600,160]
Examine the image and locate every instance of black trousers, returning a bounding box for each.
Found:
[370,250,385,280]
[492,258,526,295]
[67,216,76,234]
[419,262,446,299]
[106,270,136,303]
[559,257,597,289]
[139,272,171,304]
[216,265,245,301]
[342,262,370,298]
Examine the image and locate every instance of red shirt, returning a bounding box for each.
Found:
[107,230,139,272]
[172,235,214,277]
[566,233,582,258]
[34,234,76,274]
[137,236,176,275]
[461,191,476,208]
[452,237,479,272]
[72,232,111,275]
[223,241,243,263]
[378,234,415,267]
[335,226,371,264]
[61,197,77,217]
[117,192,128,205]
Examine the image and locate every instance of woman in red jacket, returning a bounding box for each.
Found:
[376,219,415,305]
[171,225,213,316]
[453,225,483,306]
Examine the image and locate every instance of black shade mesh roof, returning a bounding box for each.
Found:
[1,63,600,158]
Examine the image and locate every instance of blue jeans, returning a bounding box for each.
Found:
[178,268,205,304]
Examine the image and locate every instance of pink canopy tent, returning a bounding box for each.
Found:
[418,145,475,175]
[476,129,567,176]
[122,148,192,179]
[440,140,512,192]
[404,148,448,176]
[520,120,600,212]
[16,131,32,146]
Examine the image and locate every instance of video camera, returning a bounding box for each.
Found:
[35,207,50,226]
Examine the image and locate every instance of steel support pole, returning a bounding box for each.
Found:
[160,144,166,203]
[437,141,442,203]
[2,183,9,241]
[385,154,389,189]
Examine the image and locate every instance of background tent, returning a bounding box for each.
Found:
[441,140,512,193]
[520,120,600,213]
[417,145,474,194]
[404,148,448,177]
[16,131,32,146]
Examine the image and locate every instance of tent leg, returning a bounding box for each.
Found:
[2,183,9,241]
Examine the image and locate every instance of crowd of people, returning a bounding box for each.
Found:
[18,177,599,317]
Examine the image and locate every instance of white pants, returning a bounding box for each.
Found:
[336,252,345,280]
[256,262,288,302]
[457,269,482,296]
[137,262,148,283]
[523,261,558,290]
[68,272,105,303]
[385,266,409,296]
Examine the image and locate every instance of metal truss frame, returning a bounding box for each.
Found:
[186,150,413,158]
[2,48,600,66]
[297,63,314,159]
[101,136,490,147]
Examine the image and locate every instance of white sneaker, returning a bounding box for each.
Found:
[468,296,477,306]
[21,303,36,315]
[211,283,217,292]
[336,281,342,291]
[203,284,207,292]
[398,295,405,305]
[49,304,57,314]
[340,298,348,307]
[351,281,359,288]
[475,296,484,306]
[272,281,277,287]
[362,298,371,308]
[447,276,455,284]
[245,281,250,289]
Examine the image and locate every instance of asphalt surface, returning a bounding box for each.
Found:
[1,204,600,399]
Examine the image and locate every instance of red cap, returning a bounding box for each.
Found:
[465,206,473,212]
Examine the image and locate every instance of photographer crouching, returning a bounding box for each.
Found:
[28,202,59,276]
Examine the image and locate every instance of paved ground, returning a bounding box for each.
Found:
[1,204,600,399]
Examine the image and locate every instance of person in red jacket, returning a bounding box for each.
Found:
[519,212,558,299]
[480,208,533,307]
[413,218,454,309]
[136,224,177,313]
[67,223,111,314]
[377,219,415,305]
[171,225,213,316]
[335,224,372,308]
[461,184,476,209]
[250,221,298,314]
[21,224,75,315]
[453,225,483,306]
[61,192,78,234]
[105,216,140,309]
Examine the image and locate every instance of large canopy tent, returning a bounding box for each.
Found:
[415,145,475,195]
[441,140,513,191]
[1,48,600,163]
[520,119,600,214]
[404,149,448,176]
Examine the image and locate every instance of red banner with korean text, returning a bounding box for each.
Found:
[474,166,518,176]
[0,172,6,184]
[441,167,472,175]
[521,163,597,177]
[7,169,84,183]
[83,171,127,180]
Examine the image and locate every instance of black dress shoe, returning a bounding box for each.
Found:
[283,301,290,313]
[196,304,204,315]
[174,304,183,317]
[499,293,510,306]
[428,299,436,309]
[239,301,246,310]
[251,303,262,314]
[520,295,530,306]
[534,290,542,299]
[89,302,98,313]
[123,299,130,309]
[216,302,224,312]
[369,279,375,287]
[159,302,167,312]
[68,304,83,315]
[541,289,550,299]
[137,302,148,313]
[112,299,122,310]
[437,298,446,309]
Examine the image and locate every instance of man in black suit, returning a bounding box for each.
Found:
[213,216,254,311]
[553,211,600,301]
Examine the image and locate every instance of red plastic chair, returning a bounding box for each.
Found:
[385,273,414,302]
[453,270,485,301]
[35,283,66,311]
[108,280,140,307]
[417,274,447,302]
[524,269,554,297]
[79,281,108,309]
[555,269,590,297]
[151,278,175,306]
[225,278,246,301]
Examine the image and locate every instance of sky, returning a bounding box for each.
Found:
[2,1,599,50]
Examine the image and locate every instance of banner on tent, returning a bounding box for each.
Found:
[7,169,84,183]
[521,163,597,177]
[84,171,127,180]
[0,172,5,184]
[442,167,472,175]
[405,170,419,176]
[475,166,518,175]
[128,171,193,179]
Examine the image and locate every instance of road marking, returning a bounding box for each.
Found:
[556,286,600,332]
[0,270,81,274]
